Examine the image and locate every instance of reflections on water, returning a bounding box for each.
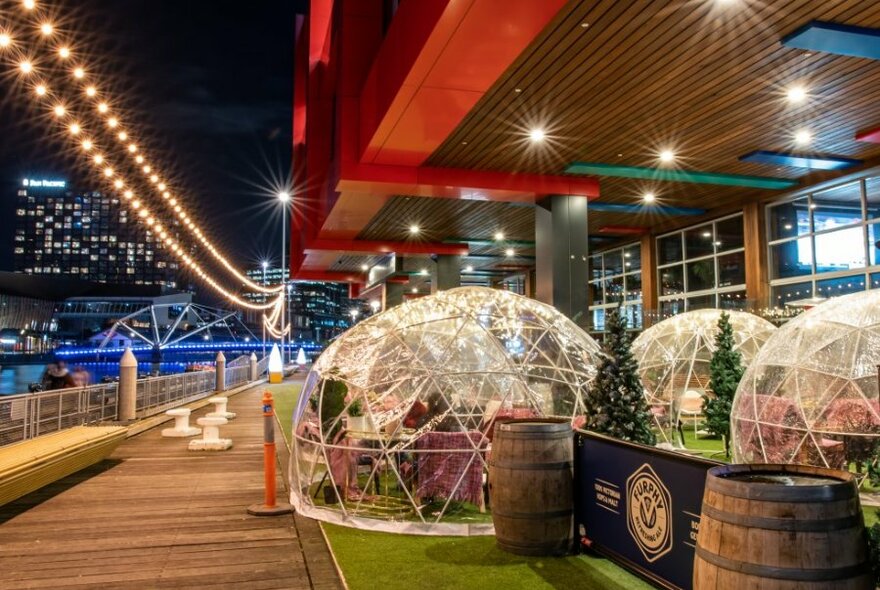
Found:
[0,362,194,395]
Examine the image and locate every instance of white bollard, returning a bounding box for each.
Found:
[188,416,232,451]
[249,352,258,382]
[215,351,226,392]
[207,396,236,420]
[162,408,201,437]
[118,347,137,421]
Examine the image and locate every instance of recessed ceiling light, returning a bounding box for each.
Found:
[464,265,474,272]
[505,248,515,257]
[786,85,808,104]
[659,149,675,163]
[409,224,420,234]
[794,129,812,146]
[643,192,656,203]
[529,128,546,143]
[360,264,368,271]
[494,231,504,241]
[420,268,428,276]
[580,22,590,28]
[514,88,522,93]
[411,287,418,294]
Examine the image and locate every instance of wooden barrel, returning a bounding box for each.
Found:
[694,464,872,590]
[488,419,573,556]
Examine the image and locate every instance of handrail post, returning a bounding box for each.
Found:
[215,351,226,392]
[118,347,137,421]
[249,352,258,382]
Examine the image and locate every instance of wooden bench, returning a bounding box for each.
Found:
[0,426,128,507]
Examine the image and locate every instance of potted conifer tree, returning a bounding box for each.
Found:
[703,311,744,457]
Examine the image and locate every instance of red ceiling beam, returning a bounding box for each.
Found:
[598,226,649,235]
[358,0,568,167]
[294,269,365,283]
[306,238,469,256]
[856,125,880,144]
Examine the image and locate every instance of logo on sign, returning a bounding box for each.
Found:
[626,463,672,563]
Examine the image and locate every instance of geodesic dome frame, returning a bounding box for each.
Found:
[732,290,880,474]
[632,309,776,444]
[289,287,602,535]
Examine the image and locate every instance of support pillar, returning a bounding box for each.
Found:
[215,351,226,392]
[432,255,461,293]
[118,347,137,421]
[743,202,768,311]
[640,234,658,328]
[249,352,258,381]
[535,195,589,326]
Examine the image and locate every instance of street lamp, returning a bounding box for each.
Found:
[349,309,359,326]
[278,190,291,363]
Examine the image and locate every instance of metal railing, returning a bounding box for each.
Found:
[256,355,270,375]
[135,370,215,418]
[0,355,269,447]
[225,364,250,388]
[0,382,119,447]
[226,354,251,368]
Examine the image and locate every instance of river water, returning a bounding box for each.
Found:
[0,362,195,395]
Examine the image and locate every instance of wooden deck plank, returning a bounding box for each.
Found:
[0,383,342,590]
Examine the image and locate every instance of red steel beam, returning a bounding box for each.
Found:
[598,225,649,235]
[294,269,365,283]
[306,238,469,256]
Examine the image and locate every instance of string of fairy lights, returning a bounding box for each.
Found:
[0,0,289,325]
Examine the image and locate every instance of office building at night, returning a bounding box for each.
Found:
[14,179,179,289]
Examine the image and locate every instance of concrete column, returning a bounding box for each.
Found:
[249,352,258,381]
[215,351,226,392]
[385,282,405,308]
[118,347,137,421]
[432,255,461,293]
[535,195,589,326]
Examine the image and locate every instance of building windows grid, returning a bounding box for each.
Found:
[767,176,880,308]
[589,243,642,331]
[656,213,747,318]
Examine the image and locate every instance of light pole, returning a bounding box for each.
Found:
[261,260,269,358]
[287,282,293,364]
[278,191,291,365]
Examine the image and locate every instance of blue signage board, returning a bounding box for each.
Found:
[575,430,723,590]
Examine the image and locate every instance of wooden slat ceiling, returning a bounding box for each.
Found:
[427,0,880,216]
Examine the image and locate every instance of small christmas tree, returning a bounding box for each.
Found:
[703,311,744,456]
[584,307,656,446]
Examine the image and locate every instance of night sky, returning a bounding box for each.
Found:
[0,0,306,274]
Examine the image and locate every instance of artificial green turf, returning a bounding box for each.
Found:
[678,428,729,460]
[322,524,655,590]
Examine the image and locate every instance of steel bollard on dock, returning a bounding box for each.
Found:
[247,391,292,516]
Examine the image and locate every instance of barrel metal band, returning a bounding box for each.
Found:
[707,476,855,502]
[701,503,862,532]
[489,461,572,470]
[695,545,869,582]
[492,508,572,520]
[495,431,572,440]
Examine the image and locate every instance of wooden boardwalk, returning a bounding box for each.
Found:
[0,383,343,590]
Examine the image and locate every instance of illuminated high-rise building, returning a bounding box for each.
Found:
[13,178,179,288]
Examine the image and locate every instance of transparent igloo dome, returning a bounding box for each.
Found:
[632,309,776,444]
[289,287,602,535]
[732,290,880,474]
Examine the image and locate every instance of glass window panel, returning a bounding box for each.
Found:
[714,216,744,252]
[869,223,880,267]
[623,245,641,271]
[870,272,880,290]
[812,181,863,232]
[660,298,684,319]
[866,178,880,221]
[659,265,684,296]
[604,250,624,276]
[589,281,603,305]
[719,290,747,310]
[771,281,813,307]
[687,294,715,311]
[657,234,682,265]
[625,272,641,301]
[718,251,746,287]
[686,259,715,291]
[589,255,602,281]
[770,238,813,279]
[685,225,715,259]
[769,197,810,241]
[591,308,606,332]
[814,226,865,273]
[815,275,867,299]
[605,276,624,303]
[622,304,642,330]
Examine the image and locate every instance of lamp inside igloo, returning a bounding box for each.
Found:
[732,290,880,480]
[289,287,602,534]
[632,309,777,445]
